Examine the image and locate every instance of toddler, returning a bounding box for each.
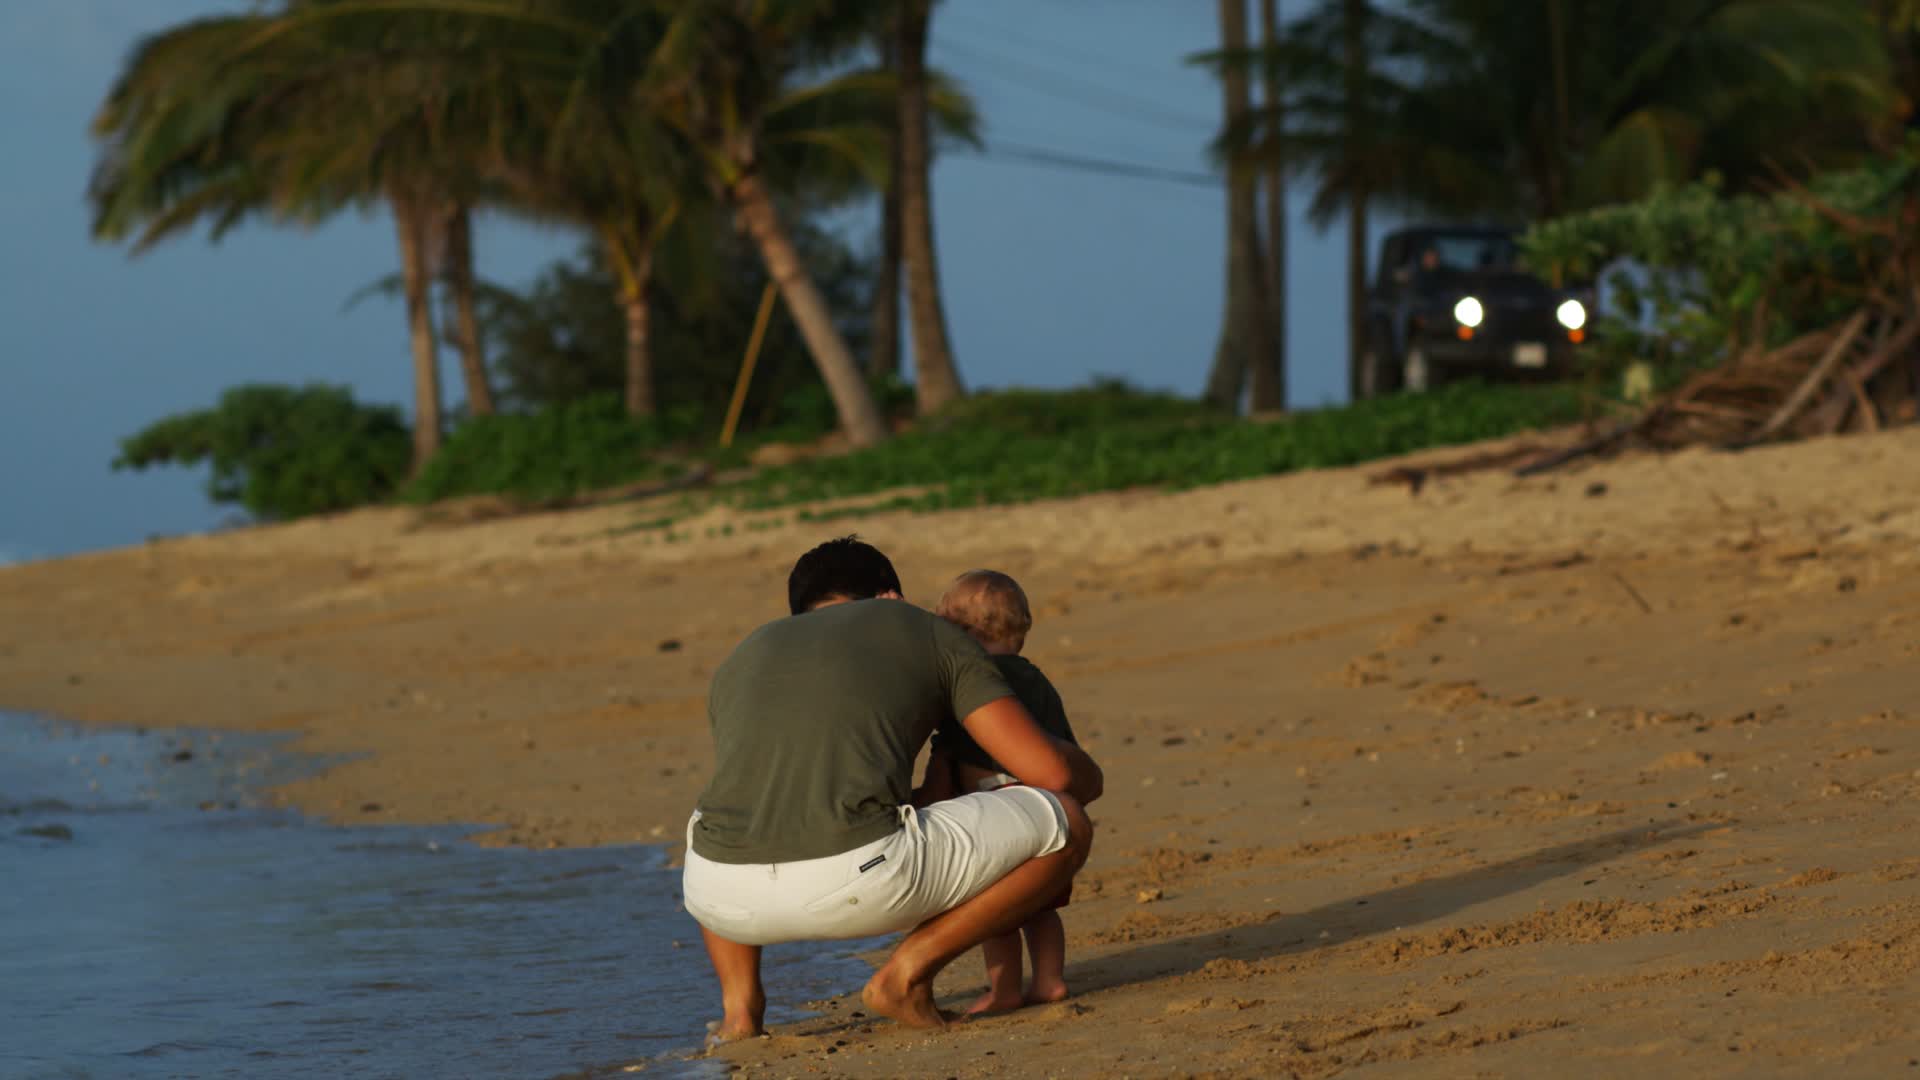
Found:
[921,569,1079,1015]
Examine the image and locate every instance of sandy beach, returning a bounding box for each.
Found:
[5,427,1919,1077]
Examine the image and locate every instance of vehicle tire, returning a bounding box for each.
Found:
[1360,328,1401,399]
[1403,345,1434,393]
[1359,347,1384,400]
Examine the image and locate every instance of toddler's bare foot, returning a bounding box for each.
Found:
[1025,977,1069,1006]
[964,987,1027,1017]
[861,968,950,1030]
[704,1018,763,1050]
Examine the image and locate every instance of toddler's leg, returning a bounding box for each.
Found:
[964,931,1026,1016]
[1023,910,1068,1005]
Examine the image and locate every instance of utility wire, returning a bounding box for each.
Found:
[933,38,1216,133]
[940,10,1206,92]
[971,140,1223,191]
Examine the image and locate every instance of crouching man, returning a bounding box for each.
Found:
[682,537,1101,1036]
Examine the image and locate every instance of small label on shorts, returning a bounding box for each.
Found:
[858,854,886,873]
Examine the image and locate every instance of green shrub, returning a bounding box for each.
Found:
[114,384,410,520]
[404,394,681,503]
[727,381,1584,513]
[1522,143,1920,388]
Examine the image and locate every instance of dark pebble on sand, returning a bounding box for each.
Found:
[658,639,683,652]
[20,824,74,841]
[360,802,383,813]
[1837,576,1858,593]
[1585,482,1609,497]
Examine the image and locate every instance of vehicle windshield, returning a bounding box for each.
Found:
[1410,233,1518,273]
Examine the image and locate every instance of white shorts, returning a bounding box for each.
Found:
[681,787,1070,946]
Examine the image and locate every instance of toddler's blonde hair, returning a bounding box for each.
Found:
[934,569,1032,653]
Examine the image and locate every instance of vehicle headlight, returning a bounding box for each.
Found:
[1556,299,1587,330]
[1453,296,1484,328]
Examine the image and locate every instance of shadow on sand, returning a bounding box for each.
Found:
[1066,819,1715,994]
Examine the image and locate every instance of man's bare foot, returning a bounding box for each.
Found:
[861,968,950,1030]
[1025,978,1069,1006]
[964,987,1026,1017]
[704,1019,763,1050]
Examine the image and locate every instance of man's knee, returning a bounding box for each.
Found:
[1051,792,1094,865]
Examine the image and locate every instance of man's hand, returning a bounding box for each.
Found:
[961,696,1104,806]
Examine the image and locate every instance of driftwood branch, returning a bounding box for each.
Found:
[1514,414,1647,476]
[1841,366,1880,432]
[1743,309,1871,445]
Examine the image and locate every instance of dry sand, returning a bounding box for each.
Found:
[4,427,1919,1077]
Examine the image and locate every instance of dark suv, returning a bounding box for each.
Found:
[1361,225,1593,396]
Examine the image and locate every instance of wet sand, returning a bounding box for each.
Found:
[4,427,1919,1076]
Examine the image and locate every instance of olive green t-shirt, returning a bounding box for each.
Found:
[690,599,1014,864]
[932,654,1074,773]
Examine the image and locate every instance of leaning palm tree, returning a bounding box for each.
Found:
[636,0,897,447]
[429,0,971,426]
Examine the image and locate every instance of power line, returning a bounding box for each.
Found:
[939,10,1206,92]
[933,38,1216,134]
[971,140,1223,191]
[982,118,1209,174]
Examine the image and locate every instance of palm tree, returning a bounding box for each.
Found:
[1202,0,1281,412]
[475,4,707,420]
[893,0,966,415]
[89,5,511,469]
[635,1,900,446]
[870,31,904,380]
[441,205,496,417]
[1261,0,1290,409]
[1340,0,1370,402]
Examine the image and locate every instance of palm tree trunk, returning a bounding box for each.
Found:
[1261,0,1289,409]
[729,172,888,447]
[1545,0,1570,216]
[392,192,443,472]
[871,33,903,379]
[1205,0,1278,412]
[621,247,656,419]
[442,204,495,417]
[1344,0,1370,402]
[896,0,966,415]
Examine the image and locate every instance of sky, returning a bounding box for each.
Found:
[0,0,1396,561]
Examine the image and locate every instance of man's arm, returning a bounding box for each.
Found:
[961,696,1104,805]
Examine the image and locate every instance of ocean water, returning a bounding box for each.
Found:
[0,713,875,1079]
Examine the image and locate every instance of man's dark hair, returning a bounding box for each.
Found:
[788,535,903,614]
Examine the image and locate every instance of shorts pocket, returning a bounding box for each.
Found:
[800,843,914,916]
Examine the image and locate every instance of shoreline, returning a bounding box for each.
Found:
[7,427,1920,1075]
[1,708,861,1078]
